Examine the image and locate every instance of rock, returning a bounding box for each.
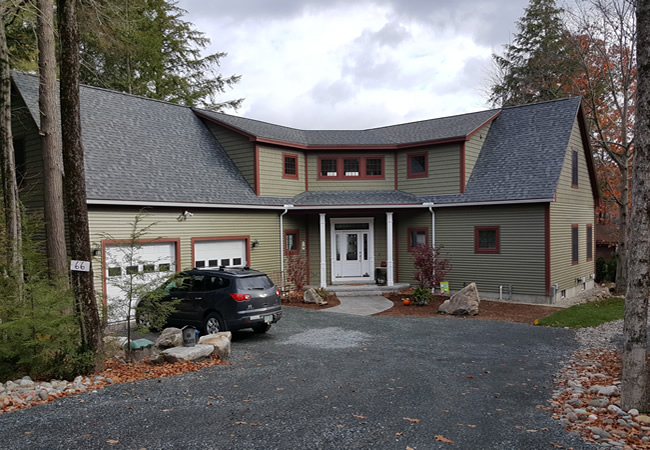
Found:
[438,282,480,315]
[588,427,612,439]
[597,385,619,397]
[636,415,650,425]
[198,332,232,360]
[19,377,34,388]
[38,390,48,401]
[303,288,327,305]
[588,398,610,408]
[567,411,578,422]
[162,344,214,363]
[608,404,625,416]
[629,409,640,416]
[156,327,183,349]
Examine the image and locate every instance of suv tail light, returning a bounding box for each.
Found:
[275,289,281,297]
[230,293,251,302]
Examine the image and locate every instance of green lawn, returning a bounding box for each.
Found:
[536,297,624,329]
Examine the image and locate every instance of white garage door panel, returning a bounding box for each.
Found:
[105,242,176,322]
[194,240,246,268]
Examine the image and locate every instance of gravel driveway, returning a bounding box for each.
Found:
[1,308,594,449]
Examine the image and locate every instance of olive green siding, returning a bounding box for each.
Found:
[88,207,283,293]
[464,122,491,189]
[395,211,431,284]
[549,119,595,293]
[435,205,547,297]
[306,152,395,191]
[11,92,44,213]
[397,143,461,195]
[258,145,306,197]
[204,122,256,190]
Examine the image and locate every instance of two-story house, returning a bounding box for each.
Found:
[11,71,598,306]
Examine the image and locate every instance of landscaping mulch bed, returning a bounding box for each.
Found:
[281,291,341,310]
[378,290,563,324]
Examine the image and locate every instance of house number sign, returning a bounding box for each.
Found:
[70,260,91,272]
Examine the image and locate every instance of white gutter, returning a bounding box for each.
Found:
[423,202,435,248]
[279,205,292,292]
[87,197,554,211]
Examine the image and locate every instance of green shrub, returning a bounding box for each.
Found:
[607,257,617,283]
[412,287,433,306]
[595,257,607,282]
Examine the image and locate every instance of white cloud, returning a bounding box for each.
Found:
[176,0,528,129]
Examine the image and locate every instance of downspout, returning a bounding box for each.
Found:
[423,202,436,292]
[280,205,292,292]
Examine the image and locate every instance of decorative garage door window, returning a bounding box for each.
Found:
[194,239,247,269]
[105,242,177,322]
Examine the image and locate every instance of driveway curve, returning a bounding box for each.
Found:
[0,308,593,449]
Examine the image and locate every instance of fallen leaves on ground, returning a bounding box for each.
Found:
[403,417,421,423]
[434,435,453,443]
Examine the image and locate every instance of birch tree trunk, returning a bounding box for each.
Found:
[0,5,24,294]
[37,0,68,281]
[58,0,103,361]
[621,0,650,412]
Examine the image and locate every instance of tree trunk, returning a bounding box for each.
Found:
[58,0,103,362]
[0,6,24,294]
[37,0,68,282]
[615,164,628,292]
[621,0,650,412]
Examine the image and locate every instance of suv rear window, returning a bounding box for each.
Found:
[238,276,273,290]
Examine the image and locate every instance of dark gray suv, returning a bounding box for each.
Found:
[137,267,282,334]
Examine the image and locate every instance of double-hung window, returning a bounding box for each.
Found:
[283,153,298,179]
[475,226,500,254]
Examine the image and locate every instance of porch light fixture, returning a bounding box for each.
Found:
[92,248,101,257]
[251,240,259,248]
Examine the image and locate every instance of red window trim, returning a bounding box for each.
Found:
[586,224,593,262]
[571,150,579,189]
[284,229,299,255]
[474,226,500,254]
[317,156,385,180]
[282,152,299,180]
[407,227,429,252]
[571,224,579,265]
[407,152,428,178]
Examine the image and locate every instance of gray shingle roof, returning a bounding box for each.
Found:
[12,72,587,209]
[194,108,500,147]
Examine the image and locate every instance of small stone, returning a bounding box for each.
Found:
[588,414,598,422]
[588,427,612,439]
[629,408,640,416]
[573,408,588,416]
[567,398,582,407]
[105,378,114,384]
[611,429,628,439]
[588,398,609,408]
[636,414,650,424]
[567,412,578,423]
[617,419,629,427]
[602,419,614,425]
[608,404,625,416]
[598,385,619,397]
[642,436,649,443]
[38,390,48,401]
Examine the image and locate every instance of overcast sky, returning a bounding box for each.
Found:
[176,0,530,130]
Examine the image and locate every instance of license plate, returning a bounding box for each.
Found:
[264,315,273,323]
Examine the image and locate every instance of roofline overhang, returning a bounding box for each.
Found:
[87,197,554,211]
[193,110,472,150]
[465,110,501,139]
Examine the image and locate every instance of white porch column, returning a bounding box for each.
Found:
[386,212,394,286]
[319,213,327,288]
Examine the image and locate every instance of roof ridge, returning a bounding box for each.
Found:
[12,70,195,111]
[501,96,582,111]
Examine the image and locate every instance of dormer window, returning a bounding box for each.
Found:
[343,159,360,177]
[318,156,385,180]
[320,158,338,177]
[283,153,298,179]
[407,152,427,178]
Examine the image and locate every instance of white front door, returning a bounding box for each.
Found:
[331,218,374,281]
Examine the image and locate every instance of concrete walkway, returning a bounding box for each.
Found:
[322,295,394,315]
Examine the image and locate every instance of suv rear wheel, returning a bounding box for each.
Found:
[203,312,225,335]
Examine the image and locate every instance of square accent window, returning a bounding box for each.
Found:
[220,259,231,267]
[408,228,428,251]
[586,224,593,261]
[159,263,171,272]
[283,153,298,179]
[343,159,360,177]
[143,264,155,273]
[320,159,338,177]
[233,258,242,266]
[126,265,139,275]
[195,260,206,268]
[475,226,500,254]
[572,150,579,188]
[208,259,219,267]
[285,230,299,254]
[572,224,579,264]
[408,153,427,178]
[365,158,383,177]
[108,267,121,277]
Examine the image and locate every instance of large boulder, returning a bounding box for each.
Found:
[303,288,327,305]
[162,344,214,363]
[438,283,480,316]
[198,332,232,360]
[156,327,183,349]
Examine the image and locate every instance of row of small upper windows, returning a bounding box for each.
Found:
[282,153,429,180]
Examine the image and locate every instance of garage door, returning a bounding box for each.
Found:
[194,239,246,269]
[104,242,177,322]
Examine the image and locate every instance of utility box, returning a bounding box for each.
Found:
[182,326,197,347]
